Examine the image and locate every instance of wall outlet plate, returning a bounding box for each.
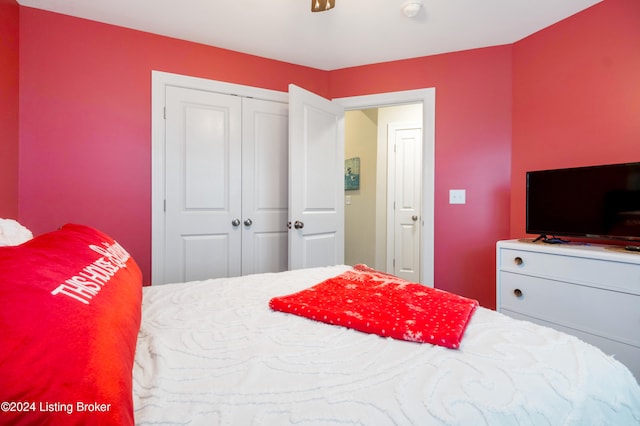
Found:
[449,189,466,204]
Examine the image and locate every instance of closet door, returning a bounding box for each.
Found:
[241,98,289,274]
[164,86,242,283]
[288,85,345,269]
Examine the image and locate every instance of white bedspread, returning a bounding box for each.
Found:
[133,265,640,425]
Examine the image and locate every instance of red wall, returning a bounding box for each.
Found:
[511,0,640,238]
[18,7,328,284]
[0,0,19,218]
[330,47,513,307]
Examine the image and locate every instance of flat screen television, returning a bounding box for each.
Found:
[526,162,640,243]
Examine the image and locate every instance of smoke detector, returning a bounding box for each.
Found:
[401,0,423,18]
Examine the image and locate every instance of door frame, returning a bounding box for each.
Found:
[334,89,435,286]
[151,71,288,284]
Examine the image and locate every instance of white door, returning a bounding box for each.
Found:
[164,86,242,283]
[388,124,422,282]
[241,98,289,274]
[288,84,345,269]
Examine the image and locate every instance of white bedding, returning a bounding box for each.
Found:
[133,265,640,425]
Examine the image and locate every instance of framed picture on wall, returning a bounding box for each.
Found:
[345,157,360,190]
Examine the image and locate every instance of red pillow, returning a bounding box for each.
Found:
[0,224,142,425]
[270,264,478,349]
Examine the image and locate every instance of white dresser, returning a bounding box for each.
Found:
[496,239,640,380]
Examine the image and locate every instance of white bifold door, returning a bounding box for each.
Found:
[164,87,288,282]
[161,83,343,284]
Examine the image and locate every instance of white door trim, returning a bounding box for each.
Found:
[334,89,436,286]
[151,71,287,284]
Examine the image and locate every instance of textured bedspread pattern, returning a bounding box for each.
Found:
[133,265,640,425]
[269,264,478,349]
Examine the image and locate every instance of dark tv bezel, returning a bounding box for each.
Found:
[525,162,640,243]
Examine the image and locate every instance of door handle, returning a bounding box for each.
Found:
[412,215,418,221]
[244,218,253,226]
[232,218,240,227]
[294,221,304,229]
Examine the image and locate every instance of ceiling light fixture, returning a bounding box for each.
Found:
[401,0,423,18]
[311,0,335,12]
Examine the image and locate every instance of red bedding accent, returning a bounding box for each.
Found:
[0,224,142,425]
[269,264,479,349]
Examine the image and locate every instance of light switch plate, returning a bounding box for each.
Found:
[449,189,466,204]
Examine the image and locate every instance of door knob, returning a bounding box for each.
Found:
[294,221,304,229]
[412,215,418,221]
[244,218,253,226]
[232,218,240,227]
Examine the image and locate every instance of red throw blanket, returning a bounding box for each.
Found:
[269,265,479,349]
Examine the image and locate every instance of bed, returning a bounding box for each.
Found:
[1,224,639,425]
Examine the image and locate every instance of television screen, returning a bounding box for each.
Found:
[526,162,640,242]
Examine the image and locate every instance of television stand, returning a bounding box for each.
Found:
[496,239,640,380]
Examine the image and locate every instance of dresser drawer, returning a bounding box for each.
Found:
[499,248,640,293]
[499,271,640,347]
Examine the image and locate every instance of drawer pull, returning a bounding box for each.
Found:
[514,256,523,266]
[513,288,523,298]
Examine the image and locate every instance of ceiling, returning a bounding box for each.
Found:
[17,0,602,71]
